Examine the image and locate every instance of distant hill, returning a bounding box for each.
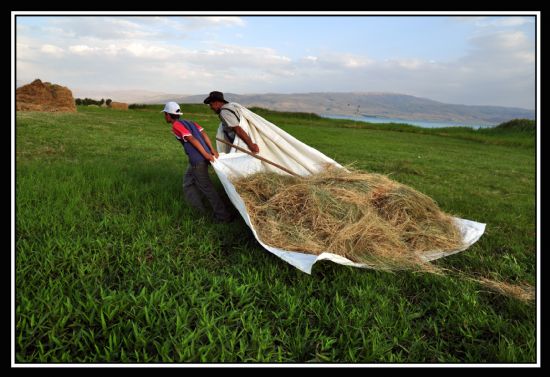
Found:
[179,92,535,125]
[65,87,535,125]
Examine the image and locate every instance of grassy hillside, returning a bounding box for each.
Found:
[15,105,537,363]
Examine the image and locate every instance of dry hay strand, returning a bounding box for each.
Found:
[232,166,462,273]
[472,277,535,303]
[442,268,536,303]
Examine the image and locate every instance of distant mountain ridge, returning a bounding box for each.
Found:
[72,88,535,125]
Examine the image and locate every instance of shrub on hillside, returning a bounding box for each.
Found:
[495,118,536,132]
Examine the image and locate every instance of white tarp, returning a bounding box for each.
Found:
[211,104,486,274]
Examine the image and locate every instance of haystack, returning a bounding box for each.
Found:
[16,79,76,112]
[110,102,128,110]
[233,167,463,273]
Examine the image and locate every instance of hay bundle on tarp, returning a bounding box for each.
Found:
[233,167,462,273]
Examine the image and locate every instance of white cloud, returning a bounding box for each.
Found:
[457,16,534,29]
[304,53,374,71]
[343,57,367,68]
[515,51,535,64]
[386,58,425,70]
[202,17,246,27]
[478,16,534,28]
[465,31,534,71]
[179,44,294,72]
[40,44,64,55]
[46,17,162,41]
[496,17,534,27]
[124,43,171,58]
[69,45,99,55]
[491,31,528,49]
[65,41,172,59]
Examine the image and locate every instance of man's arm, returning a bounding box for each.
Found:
[234,126,259,154]
[200,130,219,159]
[220,108,259,154]
[185,136,214,162]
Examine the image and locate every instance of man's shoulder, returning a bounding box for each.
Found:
[221,103,240,116]
[175,118,199,125]
[174,119,200,129]
[222,102,240,110]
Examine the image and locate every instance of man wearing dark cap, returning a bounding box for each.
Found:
[203,91,259,154]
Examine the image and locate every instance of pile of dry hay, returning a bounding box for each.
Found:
[233,166,462,273]
[232,166,535,303]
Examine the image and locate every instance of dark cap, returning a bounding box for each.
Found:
[203,91,228,104]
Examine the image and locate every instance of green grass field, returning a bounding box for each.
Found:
[15,105,537,363]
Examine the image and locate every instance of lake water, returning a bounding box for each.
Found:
[322,114,497,129]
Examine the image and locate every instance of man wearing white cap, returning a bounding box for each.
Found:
[162,101,233,222]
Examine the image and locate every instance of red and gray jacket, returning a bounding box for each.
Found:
[172,120,211,165]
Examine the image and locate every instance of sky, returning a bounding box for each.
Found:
[14,12,537,109]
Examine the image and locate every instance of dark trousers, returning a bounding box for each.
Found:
[183,162,232,221]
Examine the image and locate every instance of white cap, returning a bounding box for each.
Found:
[161,101,182,115]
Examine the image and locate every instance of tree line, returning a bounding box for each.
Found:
[75,98,112,106]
